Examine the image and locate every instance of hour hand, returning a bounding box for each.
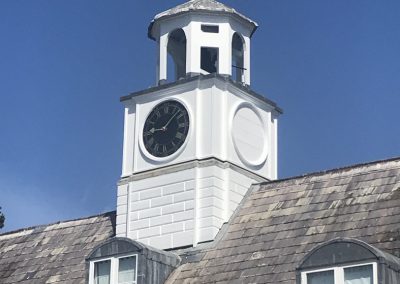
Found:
[150,127,165,133]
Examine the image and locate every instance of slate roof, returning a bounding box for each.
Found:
[1,158,399,284]
[148,0,258,40]
[166,157,400,283]
[0,212,115,284]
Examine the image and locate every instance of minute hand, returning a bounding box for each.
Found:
[163,111,180,129]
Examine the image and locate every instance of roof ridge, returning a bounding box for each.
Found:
[262,156,400,186]
[156,0,235,17]
[0,210,116,237]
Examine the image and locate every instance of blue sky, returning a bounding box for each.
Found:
[1,0,399,232]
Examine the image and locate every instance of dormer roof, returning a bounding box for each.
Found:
[148,0,258,40]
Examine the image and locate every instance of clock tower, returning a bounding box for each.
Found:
[116,0,282,250]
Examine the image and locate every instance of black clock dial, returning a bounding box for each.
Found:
[143,100,190,158]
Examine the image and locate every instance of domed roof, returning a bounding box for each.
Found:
[148,0,258,40]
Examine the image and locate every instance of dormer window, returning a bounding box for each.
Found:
[302,262,377,284]
[86,237,180,284]
[91,255,137,284]
[296,238,400,284]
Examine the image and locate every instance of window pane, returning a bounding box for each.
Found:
[94,260,111,284]
[118,256,137,284]
[344,265,373,284]
[307,270,334,284]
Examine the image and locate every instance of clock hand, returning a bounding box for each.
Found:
[150,127,165,133]
[163,111,180,129]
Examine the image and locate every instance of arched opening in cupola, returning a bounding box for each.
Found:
[232,33,245,83]
[167,29,187,82]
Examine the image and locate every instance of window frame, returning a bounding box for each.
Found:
[301,261,378,284]
[89,253,138,284]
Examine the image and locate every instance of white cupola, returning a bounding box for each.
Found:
[116,0,281,250]
[148,0,258,86]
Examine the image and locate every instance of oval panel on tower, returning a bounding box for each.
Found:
[231,103,268,167]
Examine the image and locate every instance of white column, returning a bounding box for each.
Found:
[244,36,251,85]
[272,116,278,179]
[185,23,200,74]
[218,24,232,76]
[156,40,160,84]
[159,33,168,82]
[122,103,136,177]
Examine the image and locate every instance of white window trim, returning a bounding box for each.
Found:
[89,253,138,284]
[301,261,378,284]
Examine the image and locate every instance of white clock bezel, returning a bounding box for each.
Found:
[230,101,269,167]
[139,98,192,164]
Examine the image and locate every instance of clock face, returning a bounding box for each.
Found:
[143,100,190,158]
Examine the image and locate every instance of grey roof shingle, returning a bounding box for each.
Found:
[153,0,254,22]
[1,158,399,283]
[0,212,115,284]
[167,158,400,283]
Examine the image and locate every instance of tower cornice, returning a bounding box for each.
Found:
[120,74,283,115]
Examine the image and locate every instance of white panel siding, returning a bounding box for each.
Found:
[117,165,259,249]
